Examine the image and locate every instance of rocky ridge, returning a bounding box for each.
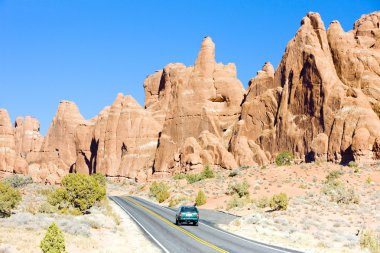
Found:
[0,11,379,183]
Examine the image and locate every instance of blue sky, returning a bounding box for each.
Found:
[0,0,379,134]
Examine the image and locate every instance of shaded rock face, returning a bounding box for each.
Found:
[147,37,245,176]
[232,11,380,166]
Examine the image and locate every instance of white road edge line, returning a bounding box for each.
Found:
[134,197,295,253]
[110,197,170,253]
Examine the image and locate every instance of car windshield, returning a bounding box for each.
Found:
[181,206,197,212]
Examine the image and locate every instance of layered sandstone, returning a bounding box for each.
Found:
[149,37,245,176]
[232,11,380,166]
[73,94,162,182]
[0,109,16,175]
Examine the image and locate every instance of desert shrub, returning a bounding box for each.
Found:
[38,202,58,214]
[367,176,373,184]
[275,151,294,166]
[269,192,288,211]
[201,165,214,179]
[321,180,359,204]
[48,173,106,213]
[91,173,106,187]
[149,181,170,203]
[37,188,55,196]
[186,174,203,184]
[325,170,343,182]
[195,190,207,206]
[348,161,358,168]
[227,179,250,198]
[360,229,380,253]
[1,175,33,188]
[169,198,180,207]
[227,195,250,210]
[173,173,187,180]
[40,222,66,253]
[255,196,270,208]
[174,165,215,184]
[0,181,22,217]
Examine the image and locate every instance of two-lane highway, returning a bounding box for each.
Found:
[110,196,303,253]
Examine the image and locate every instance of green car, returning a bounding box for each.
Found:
[175,206,199,226]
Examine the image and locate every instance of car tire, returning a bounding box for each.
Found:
[195,222,199,226]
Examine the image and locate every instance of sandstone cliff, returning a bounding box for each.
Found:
[148,37,244,176]
[232,11,380,166]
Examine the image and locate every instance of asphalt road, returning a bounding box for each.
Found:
[110,196,303,253]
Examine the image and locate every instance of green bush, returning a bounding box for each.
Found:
[325,170,343,182]
[269,192,288,211]
[227,179,250,198]
[195,190,207,206]
[173,173,187,180]
[40,222,66,253]
[38,202,58,214]
[227,195,251,210]
[186,174,203,184]
[173,166,215,184]
[201,165,214,179]
[321,179,359,204]
[255,196,270,208]
[91,173,106,187]
[275,151,294,166]
[360,229,380,253]
[0,181,22,217]
[2,175,33,188]
[348,161,358,168]
[48,173,106,213]
[149,181,170,203]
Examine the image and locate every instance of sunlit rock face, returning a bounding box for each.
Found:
[148,36,245,176]
[232,11,380,166]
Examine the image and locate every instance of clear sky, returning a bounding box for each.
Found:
[0,0,379,134]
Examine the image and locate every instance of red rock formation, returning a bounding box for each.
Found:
[73,94,161,182]
[232,11,380,166]
[0,109,16,176]
[151,37,245,176]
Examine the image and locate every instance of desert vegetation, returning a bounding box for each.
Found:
[321,170,359,204]
[149,181,170,203]
[275,151,294,166]
[227,179,251,210]
[0,175,160,253]
[47,173,106,214]
[360,229,380,253]
[0,180,22,217]
[40,222,66,253]
[195,190,206,206]
[173,165,215,184]
[269,192,288,211]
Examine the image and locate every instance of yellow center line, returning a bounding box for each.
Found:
[125,196,230,253]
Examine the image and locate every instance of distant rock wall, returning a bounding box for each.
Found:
[0,11,379,183]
